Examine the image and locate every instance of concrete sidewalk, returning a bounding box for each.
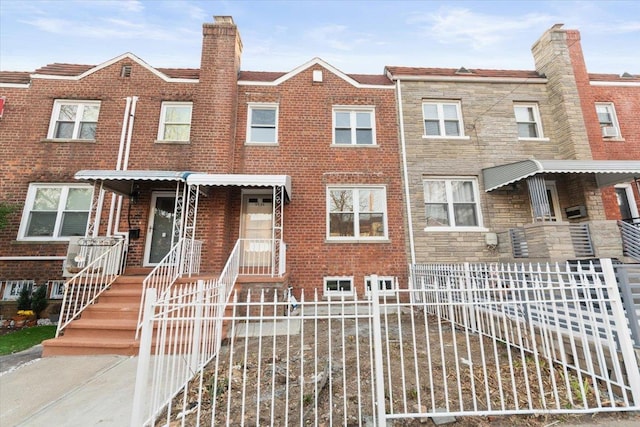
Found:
[1,350,137,427]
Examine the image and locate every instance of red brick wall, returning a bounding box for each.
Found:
[235,67,407,296]
[567,29,640,220]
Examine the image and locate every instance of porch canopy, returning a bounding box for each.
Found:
[186,174,292,200]
[74,170,193,195]
[482,159,640,192]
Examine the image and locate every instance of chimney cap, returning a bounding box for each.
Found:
[214,16,235,25]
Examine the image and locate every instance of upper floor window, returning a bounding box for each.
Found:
[327,186,387,240]
[247,103,278,144]
[333,107,375,145]
[423,178,482,230]
[18,184,93,241]
[47,100,100,140]
[422,101,464,138]
[595,103,621,138]
[158,101,192,142]
[514,103,544,139]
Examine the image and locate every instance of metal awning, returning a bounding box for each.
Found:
[482,159,640,192]
[186,174,292,200]
[74,170,194,195]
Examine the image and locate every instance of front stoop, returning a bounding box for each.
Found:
[42,274,146,357]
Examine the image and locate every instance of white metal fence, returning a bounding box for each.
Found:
[132,260,640,426]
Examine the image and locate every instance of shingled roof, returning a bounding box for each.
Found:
[385,66,543,79]
[589,73,640,82]
[0,71,31,85]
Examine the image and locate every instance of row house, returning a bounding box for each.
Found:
[386,24,640,264]
[0,16,407,311]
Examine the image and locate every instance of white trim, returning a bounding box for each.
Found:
[323,276,354,297]
[0,82,30,88]
[143,191,176,266]
[595,102,621,139]
[396,81,416,264]
[47,99,101,140]
[389,75,547,84]
[514,102,545,139]
[238,57,393,89]
[615,183,639,222]
[590,81,640,87]
[423,177,484,229]
[2,280,35,301]
[246,102,279,144]
[31,53,198,84]
[364,275,397,297]
[326,185,389,241]
[422,100,466,138]
[47,280,66,299]
[332,106,376,146]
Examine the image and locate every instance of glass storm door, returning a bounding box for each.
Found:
[240,193,273,269]
[144,192,176,265]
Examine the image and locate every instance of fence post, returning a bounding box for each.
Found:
[601,258,640,406]
[190,280,205,372]
[463,262,477,331]
[131,288,157,427]
[616,265,640,348]
[370,275,387,426]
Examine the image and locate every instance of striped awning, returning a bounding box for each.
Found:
[186,174,291,200]
[482,160,640,192]
[74,170,194,195]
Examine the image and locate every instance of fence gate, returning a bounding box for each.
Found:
[133,260,640,426]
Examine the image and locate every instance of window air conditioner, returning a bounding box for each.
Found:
[601,126,618,138]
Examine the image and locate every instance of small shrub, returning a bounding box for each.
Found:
[16,287,32,311]
[31,286,49,318]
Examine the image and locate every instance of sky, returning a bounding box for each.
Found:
[0,0,638,75]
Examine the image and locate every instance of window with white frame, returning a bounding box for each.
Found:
[422,101,464,137]
[514,103,544,139]
[47,100,100,140]
[365,276,397,297]
[18,184,93,240]
[47,280,66,299]
[595,103,620,138]
[247,103,278,144]
[158,101,192,142]
[333,108,375,145]
[327,186,387,239]
[324,276,354,297]
[2,280,35,301]
[423,178,482,229]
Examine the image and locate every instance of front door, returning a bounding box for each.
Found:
[240,193,273,271]
[616,184,639,222]
[144,192,176,265]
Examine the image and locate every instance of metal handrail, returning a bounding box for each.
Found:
[56,239,125,337]
[619,220,640,262]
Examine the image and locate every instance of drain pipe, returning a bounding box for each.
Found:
[107,96,132,236]
[396,79,416,265]
[114,96,138,234]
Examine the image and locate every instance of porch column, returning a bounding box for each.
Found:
[86,181,105,237]
[272,185,284,275]
[527,175,551,222]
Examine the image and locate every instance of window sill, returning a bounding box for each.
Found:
[517,137,550,142]
[603,137,625,142]
[41,138,96,143]
[422,135,470,140]
[155,140,191,145]
[245,142,279,146]
[423,227,488,232]
[325,238,391,244]
[14,238,71,244]
[331,143,378,148]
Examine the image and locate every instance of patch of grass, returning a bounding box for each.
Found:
[0,325,56,355]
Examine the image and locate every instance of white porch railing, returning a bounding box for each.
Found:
[238,238,286,277]
[56,238,126,337]
[130,240,241,426]
[135,238,203,338]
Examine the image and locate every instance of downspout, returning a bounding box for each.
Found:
[114,96,139,233]
[107,96,132,236]
[396,79,416,265]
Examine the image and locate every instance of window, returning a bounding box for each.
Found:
[2,280,35,301]
[247,104,278,144]
[596,103,620,138]
[423,178,482,229]
[514,103,544,139]
[47,100,100,140]
[365,276,397,297]
[324,277,353,297]
[333,108,375,145]
[158,102,192,142]
[422,101,464,137]
[327,186,387,240]
[18,184,93,240]
[48,280,66,299]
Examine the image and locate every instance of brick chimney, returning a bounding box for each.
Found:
[197,16,243,173]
